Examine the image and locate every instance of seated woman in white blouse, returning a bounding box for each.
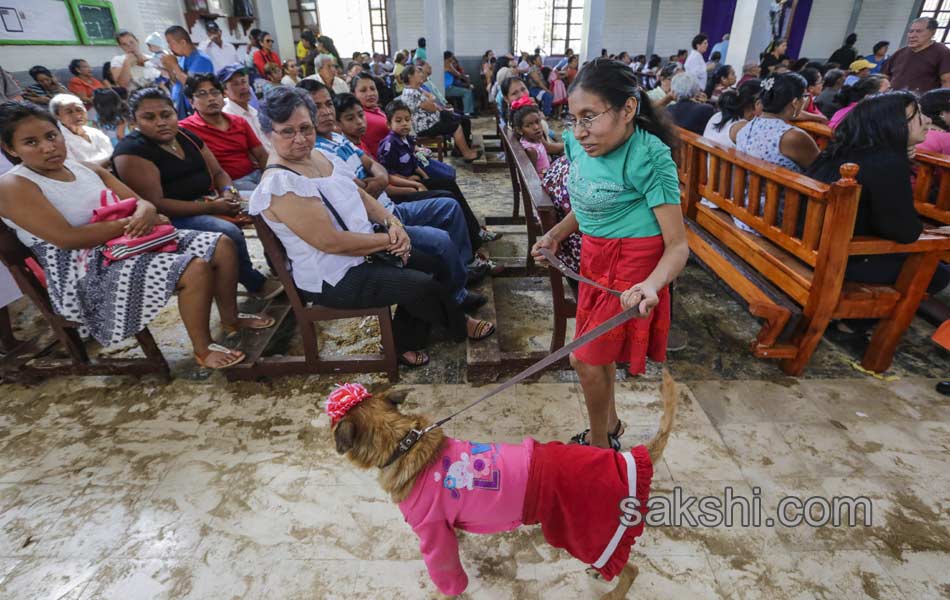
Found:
[249,87,496,368]
[49,93,113,168]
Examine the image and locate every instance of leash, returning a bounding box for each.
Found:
[381,248,644,467]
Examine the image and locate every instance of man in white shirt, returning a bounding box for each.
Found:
[199,21,240,74]
[304,54,350,94]
[685,33,709,89]
[218,65,273,152]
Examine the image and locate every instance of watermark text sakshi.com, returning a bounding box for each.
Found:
[620,487,873,528]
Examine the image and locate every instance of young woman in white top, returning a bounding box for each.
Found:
[0,101,273,369]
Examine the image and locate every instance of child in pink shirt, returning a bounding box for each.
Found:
[511,101,563,176]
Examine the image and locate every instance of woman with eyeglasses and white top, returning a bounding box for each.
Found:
[249,87,496,368]
[531,59,688,451]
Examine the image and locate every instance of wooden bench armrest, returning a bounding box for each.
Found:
[847,234,950,255]
[915,149,950,169]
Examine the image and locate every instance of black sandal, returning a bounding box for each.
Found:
[569,421,625,451]
[398,350,430,367]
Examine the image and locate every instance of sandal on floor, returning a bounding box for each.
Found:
[223,313,276,334]
[195,343,245,370]
[468,320,495,341]
[398,350,430,367]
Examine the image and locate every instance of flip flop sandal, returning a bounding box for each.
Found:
[468,320,496,341]
[609,420,626,452]
[223,313,276,334]
[195,343,245,370]
[398,350,430,367]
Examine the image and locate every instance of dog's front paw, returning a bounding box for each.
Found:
[585,567,603,580]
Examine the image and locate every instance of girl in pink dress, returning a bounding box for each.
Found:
[512,100,563,176]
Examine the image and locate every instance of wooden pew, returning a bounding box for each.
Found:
[676,127,950,374]
[794,120,832,149]
[913,150,950,225]
[498,124,577,352]
[224,216,399,382]
[0,223,170,382]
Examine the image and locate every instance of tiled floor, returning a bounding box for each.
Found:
[0,378,948,599]
[2,118,950,599]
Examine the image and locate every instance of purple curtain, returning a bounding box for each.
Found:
[700,0,738,60]
[785,0,814,59]
[699,0,814,60]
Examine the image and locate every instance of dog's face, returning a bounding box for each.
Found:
[332,391,423,470]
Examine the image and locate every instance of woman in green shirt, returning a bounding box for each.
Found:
[532,59,689,450]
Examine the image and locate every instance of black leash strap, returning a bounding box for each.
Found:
[381,251,644,467]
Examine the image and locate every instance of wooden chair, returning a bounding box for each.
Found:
[227,215,398,382]
[0,222,170,382]
[677,127,950,374]
[417,135,448,161]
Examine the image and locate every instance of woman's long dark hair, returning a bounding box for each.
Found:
[820,91,917,162]
[714,79,761,131]
[920,88,950,131]
[569,58,677,149]
[705,64,733,98]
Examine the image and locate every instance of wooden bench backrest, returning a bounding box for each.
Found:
[251,214,310,316]
[499,125,558,226]
[795,120,832,150]
[914,150,950,225]
[677,127,859,270]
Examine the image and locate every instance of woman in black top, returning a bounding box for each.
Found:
[113,88,281,298]
[807,91,949,293]
[760,39,788,75]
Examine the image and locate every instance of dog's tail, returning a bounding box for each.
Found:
[645,368,677,463]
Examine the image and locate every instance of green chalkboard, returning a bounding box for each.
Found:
[69,0,117,45]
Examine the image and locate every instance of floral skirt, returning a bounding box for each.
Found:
[31,230,221,346]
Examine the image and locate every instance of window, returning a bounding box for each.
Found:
[288,1,390,57]
[288,0,319,42]
[918,0,950,45]
[514,0,584,56]
[368,0,391,56]
[551,0,583,55]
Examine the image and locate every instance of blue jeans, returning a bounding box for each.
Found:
[171,214,266,292]
[394,197,472,303]
[233,169,262,191]
[529,87,554,116]
[445,85,475,115]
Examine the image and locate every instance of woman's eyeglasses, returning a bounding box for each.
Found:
[275,124,316,140]
[570,109,612,131]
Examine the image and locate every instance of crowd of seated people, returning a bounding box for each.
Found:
[5,16,950,376]
[0,22,524,372]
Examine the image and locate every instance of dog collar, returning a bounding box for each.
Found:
[381,423,440,468]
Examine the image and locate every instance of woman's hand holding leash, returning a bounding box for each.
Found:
[621,282,658,317]
[531,234,558,267]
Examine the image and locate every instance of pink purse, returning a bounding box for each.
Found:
[91,190,179,265]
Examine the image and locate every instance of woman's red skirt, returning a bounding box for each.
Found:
[572,234,670,373]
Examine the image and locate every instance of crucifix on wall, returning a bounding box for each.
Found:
[770,0,799,41]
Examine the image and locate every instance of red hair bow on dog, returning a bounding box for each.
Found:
[326,382,372,425]
[510,96,535,110]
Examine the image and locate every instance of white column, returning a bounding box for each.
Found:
[256,0,295,61]
[580,0,607,64]
[725,0,774,70]
[424,0,447,95]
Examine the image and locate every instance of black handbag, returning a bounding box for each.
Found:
[262,164,404,268]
